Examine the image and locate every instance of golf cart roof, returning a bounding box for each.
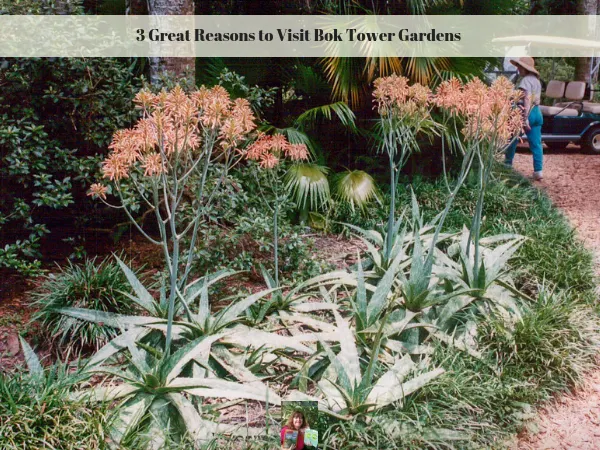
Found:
[493,35,600,51]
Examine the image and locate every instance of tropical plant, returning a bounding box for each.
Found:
[372,75,441,261]
[332,170,380,213]
[285,162,331,224]
[56,258,314,372]
[287,312,444,418]
[79,331,280,448]
[75,86,316,446]
[433,77,523,291]
[87,85,261,353]
[439,228,528,313]
[32,254,139,357]
[57,259,319,447]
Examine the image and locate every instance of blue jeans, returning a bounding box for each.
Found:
[504,105,544,172]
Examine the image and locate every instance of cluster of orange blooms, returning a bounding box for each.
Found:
[245,132,309,169]
[373,75,524,147]
[373,74,432,118]
[88,85,258,200]
[434,76,523,144]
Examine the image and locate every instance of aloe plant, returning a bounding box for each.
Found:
[58,258,314,379]
[79,332,280,448]
[436,228,529,323]
[289,313,444,417]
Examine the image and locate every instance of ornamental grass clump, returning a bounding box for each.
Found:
[0,339,109,450]
[32,255,139,357]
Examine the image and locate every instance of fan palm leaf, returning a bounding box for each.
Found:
[322,56,453,107]
[295,101,357,131]
[332,170,379,212]
[285,163,331,211]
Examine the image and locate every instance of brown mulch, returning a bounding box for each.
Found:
[0,231,362,372]
[0,275,40,372]
[310,234,365,270]
[513,145,600,449]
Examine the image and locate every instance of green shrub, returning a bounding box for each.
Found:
[32,255,139,356]
[183,164,323,283]
[0,57,140,275]
[0,359,108,450]
[0,0,84,13]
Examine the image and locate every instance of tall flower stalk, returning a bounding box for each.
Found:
[372,75,439,261]
[433,77,523,284]
[371,75,522,281]
[88,85,257,354]
[245,133,309,286]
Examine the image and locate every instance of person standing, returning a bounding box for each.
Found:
[504,56,544,181]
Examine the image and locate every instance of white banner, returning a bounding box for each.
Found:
[1,15,600,57]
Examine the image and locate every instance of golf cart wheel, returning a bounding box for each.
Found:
[582,127,600,154]
[544,141,567,150]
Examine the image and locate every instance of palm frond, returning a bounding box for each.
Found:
[321,57,368,108]
[295,102,357,131]
[285,163,331,211]
[292,63,331,96]
[407,0,448,14]
[332,170,379,213]
[402,57,451,85]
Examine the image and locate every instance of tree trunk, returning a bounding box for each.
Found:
[574,0,599,82]
[576,0,598,14]
[148,0,195,86]
[575,58,593,82]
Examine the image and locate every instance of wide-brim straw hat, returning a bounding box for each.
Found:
[509,56,540,77]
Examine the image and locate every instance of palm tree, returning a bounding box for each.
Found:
[319,0,502,108]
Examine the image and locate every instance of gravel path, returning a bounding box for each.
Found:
[513,146,600,449]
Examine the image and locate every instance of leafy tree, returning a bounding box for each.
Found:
[0,58,140,274]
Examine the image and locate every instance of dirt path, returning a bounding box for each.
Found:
[513,147,600,449]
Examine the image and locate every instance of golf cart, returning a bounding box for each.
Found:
[536,79,600,153]
[491,36,600,153]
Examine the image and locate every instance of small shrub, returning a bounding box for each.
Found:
[0,364,108,450]
[32,255,139,356]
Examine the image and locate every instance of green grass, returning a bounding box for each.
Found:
[32,254,140,357]
[320,166,600,449]
[0,363,109,450]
